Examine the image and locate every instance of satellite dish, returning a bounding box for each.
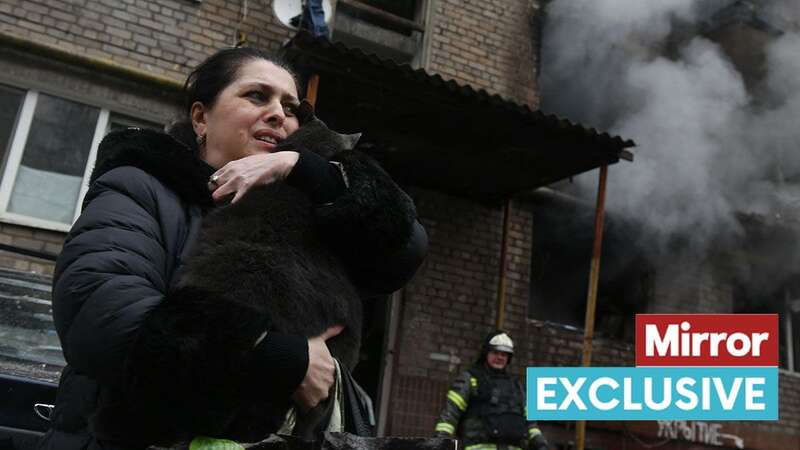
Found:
[273,0,333,29]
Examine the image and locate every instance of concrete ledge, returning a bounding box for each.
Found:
[0,31,183,93]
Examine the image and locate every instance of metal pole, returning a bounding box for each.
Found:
[306,74,320,106]
[496,199,512,329]
[377,289,403,436]
[575,164,609,450]
[786,289,795,372]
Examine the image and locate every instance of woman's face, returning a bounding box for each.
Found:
[193,59,301,168]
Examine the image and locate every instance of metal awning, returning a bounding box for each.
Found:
[281,32,635,199]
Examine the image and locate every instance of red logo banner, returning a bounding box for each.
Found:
[635,314,778,366]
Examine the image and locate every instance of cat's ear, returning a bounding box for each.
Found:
[343,132,362,149]
[296,100,315,124]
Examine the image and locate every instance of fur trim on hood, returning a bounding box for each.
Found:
[91,128,216,209]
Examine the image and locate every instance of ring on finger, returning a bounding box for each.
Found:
[209,173,221,186]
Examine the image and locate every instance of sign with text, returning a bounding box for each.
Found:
[635,314,778,366]
[526,367,778,421]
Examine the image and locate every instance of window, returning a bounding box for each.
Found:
[0,85,24,169]
[734,281,800,372]
[333,0,427,65]
[346,0,418,33]
[6,92,99,225]
[0,84,159,231]
[529,202,652,342]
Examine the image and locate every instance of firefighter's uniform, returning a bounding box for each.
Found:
[434,332,548,450]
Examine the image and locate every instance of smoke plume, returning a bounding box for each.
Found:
[540,0,800,264]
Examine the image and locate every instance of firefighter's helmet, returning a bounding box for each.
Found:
[477,330,515,367]
[487,332,514,354]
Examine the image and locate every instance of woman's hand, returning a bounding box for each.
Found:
[292,325,344,411]
[208,151,299,204]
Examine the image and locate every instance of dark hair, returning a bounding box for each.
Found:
[167,47,299,152]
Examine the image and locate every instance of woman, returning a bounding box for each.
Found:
[39,47,427,450]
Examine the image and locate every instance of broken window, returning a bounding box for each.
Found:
[733,212,800,372]
[528,199,653,342]
[733,280,800,372]
[332,0,427,65]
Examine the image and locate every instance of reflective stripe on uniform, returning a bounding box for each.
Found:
[464,444,522,450]
[447,390,467,411]
[470,377,478,388]
[528,427,542,438]
[435,422,455,435]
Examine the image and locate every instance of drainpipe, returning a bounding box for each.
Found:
[305,74,320,106]
[496,199,512,329]
[575,164,608,450]
[786,289,795,372]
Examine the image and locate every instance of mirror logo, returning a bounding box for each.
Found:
[527,314,779,420]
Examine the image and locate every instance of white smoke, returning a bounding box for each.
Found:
[541,0,800,259]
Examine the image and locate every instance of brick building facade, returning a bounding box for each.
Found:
[1,1,798,450]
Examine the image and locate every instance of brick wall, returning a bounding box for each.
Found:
[426,0,541,107]
[0,223,61,275]
[387,190,534,436]
[524,258,800,450]
[391,189,800,448]
[390,374,450,438]
[0,25,187,276]
[2,0,544,108]
[524,319,636,368]
[0,0,294,83]
[526,321,800,449]
[521,252,800,448]
[0,0,299,275]
[0,0,544,277]
[649,257,734,314]
[398,189,503,378]
[8,2,799,448]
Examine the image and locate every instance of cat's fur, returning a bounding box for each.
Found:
[95,108,367,446]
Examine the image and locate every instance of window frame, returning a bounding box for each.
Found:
[0,86,159,232]
[332,0,431,67]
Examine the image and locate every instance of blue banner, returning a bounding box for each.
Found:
[526,367,777,421]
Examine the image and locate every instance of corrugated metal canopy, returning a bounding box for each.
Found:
[281,32,635,199]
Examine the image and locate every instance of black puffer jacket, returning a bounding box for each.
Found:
[38,128,427,450]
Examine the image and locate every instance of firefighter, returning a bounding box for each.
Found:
[434,331,549,450]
